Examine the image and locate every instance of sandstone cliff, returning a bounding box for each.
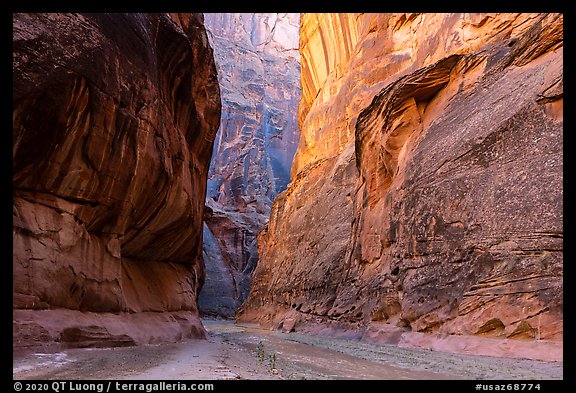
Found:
[238,13,563,361]
[199,14,300,318]
[13,13,221,349]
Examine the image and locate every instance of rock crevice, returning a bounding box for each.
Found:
[198,13,300,318]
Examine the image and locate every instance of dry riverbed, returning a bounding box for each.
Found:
[13,319,562,380]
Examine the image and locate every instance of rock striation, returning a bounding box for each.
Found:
[198,14,300,318]
[238,13,563,361]
[13,13,221,349]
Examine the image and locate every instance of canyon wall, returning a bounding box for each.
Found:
[13,13,221,349]
[199,14,300,318]
[238,13,563,361]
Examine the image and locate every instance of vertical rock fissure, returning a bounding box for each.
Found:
[198,14,301,319]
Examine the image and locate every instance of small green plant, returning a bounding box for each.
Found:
[255,341,265,366]
[255,341,279,375]
[268,350,277,372]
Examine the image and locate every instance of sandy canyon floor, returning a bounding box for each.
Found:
[13,319,562,380]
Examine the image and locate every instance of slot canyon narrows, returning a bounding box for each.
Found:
[198,14,301,319]
[13,13,563,381]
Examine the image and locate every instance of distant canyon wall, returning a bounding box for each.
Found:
[13,13,221,349]
[199,13,300,318]
[238,13,563,360]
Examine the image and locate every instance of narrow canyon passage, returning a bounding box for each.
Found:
[198,13,301,319]
[13,321,562,380]
[13,12,563,381]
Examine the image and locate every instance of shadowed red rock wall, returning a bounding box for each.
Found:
[238,13,563,361]
[13,13,221,349]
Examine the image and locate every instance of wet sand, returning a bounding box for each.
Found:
[13,319,562,380]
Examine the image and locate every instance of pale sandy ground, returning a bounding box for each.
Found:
[13,319,562,380]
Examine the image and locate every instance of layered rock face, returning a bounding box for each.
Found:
[238,13,563,360]
[13,13,221,349]
[198,14,300,318]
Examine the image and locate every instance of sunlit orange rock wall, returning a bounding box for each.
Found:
[238,13,563,357]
